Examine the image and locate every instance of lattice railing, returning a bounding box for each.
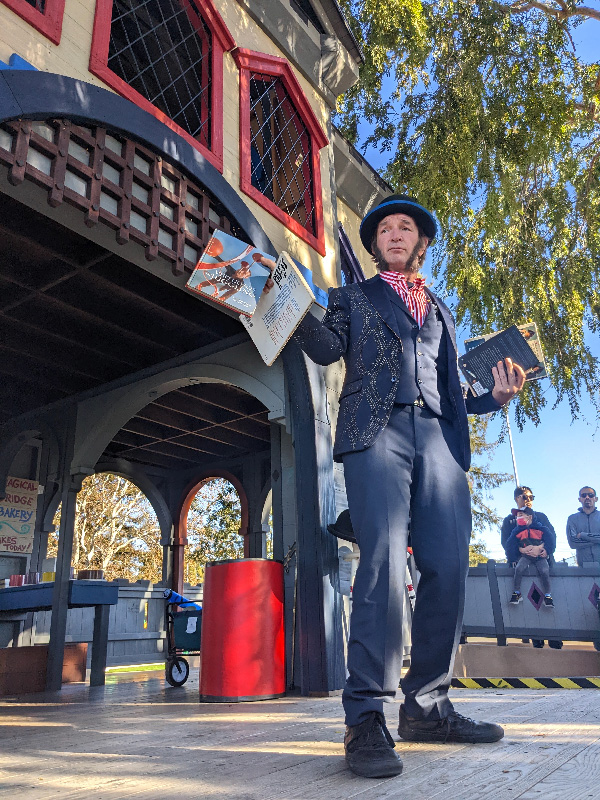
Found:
[0,119,242,275]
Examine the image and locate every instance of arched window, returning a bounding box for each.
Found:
[0,0,65,44]
[234,49,328,256]
[90,0,234,171]
[185,478,243,584]
[50,473,162,582]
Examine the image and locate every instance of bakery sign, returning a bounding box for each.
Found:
[0,476,38,555]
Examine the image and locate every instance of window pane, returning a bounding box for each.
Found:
[132,182,149,204]
[161,173,176,193]
[31,122,54,142]
[68,140,91,166]
[102,161,121,186]
[100,191,119,216]
[159,201,174,220]
[133,153,151,175]
[0,129,13,152]
[27,147,52,175]
[249,72,316,235]
[158,227,174,249]
[64,170,88,197]
[108,0,213,149]
[104,134,123,154]
[130,210,147,232]
[185,217,198,238]
[184,244,197,263]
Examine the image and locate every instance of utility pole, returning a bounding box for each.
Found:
[504,406,519,486]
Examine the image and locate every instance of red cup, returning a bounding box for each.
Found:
[9,574,25,586]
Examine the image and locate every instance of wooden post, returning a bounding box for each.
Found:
[46,412,82,691]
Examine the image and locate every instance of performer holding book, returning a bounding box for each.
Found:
[262,194,526,779]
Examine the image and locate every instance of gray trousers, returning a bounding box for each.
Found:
[342,404,471,727]
[513,556,551,594]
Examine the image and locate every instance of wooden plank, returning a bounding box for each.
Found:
[1,683,599,800]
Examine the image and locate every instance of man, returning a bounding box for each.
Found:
[567,487,600,566]
[263,194,525,779]
[501,486,557,562]
[501,486,561,649]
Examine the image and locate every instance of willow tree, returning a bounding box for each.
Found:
[337,0,600,425]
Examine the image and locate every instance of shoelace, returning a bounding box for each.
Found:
[378,718,396,749]
[441,711,476,743]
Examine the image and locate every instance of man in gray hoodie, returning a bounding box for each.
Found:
[566,487,600,566]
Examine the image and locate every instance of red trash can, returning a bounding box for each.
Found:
[199,558,285,702]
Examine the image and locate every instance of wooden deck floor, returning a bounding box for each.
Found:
[1,671,599,799]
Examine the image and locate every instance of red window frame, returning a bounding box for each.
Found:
[233,48,328,256]
[1,0,65,45]
[89,0,235,173]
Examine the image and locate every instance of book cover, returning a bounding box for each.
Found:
[239,251,315,366]
[185,230,274,316]
[459,324,541,396]
[464,322,547,382]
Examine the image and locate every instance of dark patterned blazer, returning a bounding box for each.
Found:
[294,275,501,469]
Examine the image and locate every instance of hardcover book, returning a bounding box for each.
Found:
[239,251,315,366]
[185,230,274,316]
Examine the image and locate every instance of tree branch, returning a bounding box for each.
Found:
[498,1,600,23]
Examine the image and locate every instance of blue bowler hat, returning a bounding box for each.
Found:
[359,194,437,253]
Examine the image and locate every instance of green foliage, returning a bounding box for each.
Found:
[337,1,600,424]
[468,415,513,562]
[185,479,244,584]
[50,473,162,582]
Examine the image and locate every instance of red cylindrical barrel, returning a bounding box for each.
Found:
[199,558,285,702]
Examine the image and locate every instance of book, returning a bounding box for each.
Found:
[185,230,274,316]
[459,324,542,396]
[464,322,547,382]
[239,251,315,366]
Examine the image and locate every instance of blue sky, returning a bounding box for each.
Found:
[355,7,600,562]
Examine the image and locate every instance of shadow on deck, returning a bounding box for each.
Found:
[0,670,599,800]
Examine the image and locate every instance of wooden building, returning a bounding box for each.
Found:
[0,0,391,694]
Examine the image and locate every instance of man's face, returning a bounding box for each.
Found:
[579,488,597,514]
[516,490,534,509]
[374,213,426,273]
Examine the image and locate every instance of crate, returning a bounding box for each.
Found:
[0,643,88,695]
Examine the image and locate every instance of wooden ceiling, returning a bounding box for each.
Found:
[0,193,270,470]
[104,383,270,471]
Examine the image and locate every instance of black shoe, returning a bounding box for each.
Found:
[509,592,522,604]
[544,595,555,608]
[548,640,563,649]
[344,712,403,778]
[532,639,545,648]
[398,706,504,744]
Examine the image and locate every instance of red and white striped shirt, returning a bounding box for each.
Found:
[379,271,430,328]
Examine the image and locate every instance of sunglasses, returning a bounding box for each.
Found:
[580,492,596,499]
[520,494,534,500]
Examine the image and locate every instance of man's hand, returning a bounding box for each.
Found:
[491,358,526,405]
[259,256,276,294]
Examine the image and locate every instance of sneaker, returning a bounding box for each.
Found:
[398,706,504,744]
[509,592,522,604]
[543,595,555,608]
[344,711,403,778]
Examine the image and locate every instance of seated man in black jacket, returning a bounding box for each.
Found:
[501,486,561,648]
[501,486,556,562]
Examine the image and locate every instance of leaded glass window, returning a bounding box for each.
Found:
[108,0,212,150]
[249,72,316,236]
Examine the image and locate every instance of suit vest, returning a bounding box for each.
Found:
[390,294,454,419]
